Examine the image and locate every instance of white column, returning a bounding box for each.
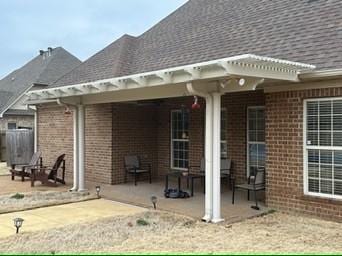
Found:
[211,92,223,223]
[70,107,79,192]
[202,95,213,222]
[33,110,38,152]
[78,104,86,192]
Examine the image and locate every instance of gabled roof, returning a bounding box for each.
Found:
[52,0,342,88]
[0,47,81,116]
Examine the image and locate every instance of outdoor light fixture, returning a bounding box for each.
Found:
[238,78,246,86]
[13,217,24,234]
[64,106,72,115]
[191,96,200,110]
[95,185,101,198]
[150,196,157,210]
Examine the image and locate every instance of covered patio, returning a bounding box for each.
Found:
[87,179,267,222]
[27,54,315,222]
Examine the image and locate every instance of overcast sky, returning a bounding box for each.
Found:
[0,0,187,79]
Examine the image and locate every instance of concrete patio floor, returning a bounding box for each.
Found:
[0,175,69,196]
[0,199,146,238]
[87,179,268,222]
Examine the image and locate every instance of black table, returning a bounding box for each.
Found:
[165,171,204,197]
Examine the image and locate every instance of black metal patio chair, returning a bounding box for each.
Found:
[124,155,152,186]
[189,157,234,190]
[232,167,265,210]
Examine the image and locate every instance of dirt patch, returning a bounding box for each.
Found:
[0,211,341,253]
[0,191,97,214]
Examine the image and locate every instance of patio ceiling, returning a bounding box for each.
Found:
[26,54,315,104]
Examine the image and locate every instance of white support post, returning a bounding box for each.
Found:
[203,95,213,222]
[33,110,38,152]
[78,104,86,192]
[70,107,79,192]
[211,92,224,223]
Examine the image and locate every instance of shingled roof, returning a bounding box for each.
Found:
[52,0,342,88]
[0,47,81,115]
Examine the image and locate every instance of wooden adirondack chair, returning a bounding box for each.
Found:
[10,151,42,182]
[30,154,66,187]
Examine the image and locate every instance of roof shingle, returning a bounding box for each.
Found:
[0,47,81,114]
[52,0,342,88]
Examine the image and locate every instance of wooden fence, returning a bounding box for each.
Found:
[6,129,34,166]
[0,131,6,162]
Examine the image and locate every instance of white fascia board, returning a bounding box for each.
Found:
[26,54,315,103]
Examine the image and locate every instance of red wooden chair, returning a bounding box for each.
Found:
[31,154,66,187]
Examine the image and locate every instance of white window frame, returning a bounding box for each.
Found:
[303,97,342,200]
[221,108,228,158]
[170,109,189,171]
[247,106,265,177]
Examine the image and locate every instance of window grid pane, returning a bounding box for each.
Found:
[306,99,342,198]
[221,109,227,158]
[248,107,265,175]
[171,110,189,169]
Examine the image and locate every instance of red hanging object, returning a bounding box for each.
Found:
[64,106,72,115]
[191,96,201,110]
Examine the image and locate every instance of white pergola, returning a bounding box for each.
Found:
[26,54,315,223]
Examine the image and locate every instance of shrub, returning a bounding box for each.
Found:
[10,193,25,200]
[136,218,150,226]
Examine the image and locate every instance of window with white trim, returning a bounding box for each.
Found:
[247,107,265,176]
[221,108,228,158]
[171,109,189,170]
[305,99,342,199]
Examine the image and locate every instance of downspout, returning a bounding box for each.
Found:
[186,82,213,222]
[27,105,38,152]
[57,98,79,192]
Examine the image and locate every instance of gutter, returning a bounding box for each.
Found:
[186,82,213,222]
[27,105,38,152]
[299,68,342,80]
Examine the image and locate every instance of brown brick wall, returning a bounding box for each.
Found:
[112,103,158,184]
[223,91,265,182]
[266,88,342,221]
[38,103,113,184]
[37,105,74,181]
[85,104,113,184]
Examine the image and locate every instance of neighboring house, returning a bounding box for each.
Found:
[0,47,81,162]
[0,47,81,131]
[26,0,342,222]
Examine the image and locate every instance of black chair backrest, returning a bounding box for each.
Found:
[221,158,232,174]
[250,167,265,185]
[124,155,140,170]
[200,157,232,173]
[52,154,66,171]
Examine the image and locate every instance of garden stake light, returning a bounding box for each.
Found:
[151,196,157,210]
[13,217,24,234]
[96,185,101,198]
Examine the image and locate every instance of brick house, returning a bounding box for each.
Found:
[0,47,81,160]
[26,0,342,222]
